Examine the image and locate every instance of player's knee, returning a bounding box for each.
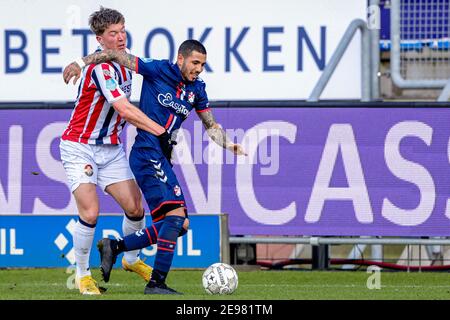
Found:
[125,205,144,218]
[80,211,99,225]
[123,196,143,218]
[183,218,189,230]
[178,218,189,237]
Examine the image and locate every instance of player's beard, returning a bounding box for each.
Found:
[181,63,197,82]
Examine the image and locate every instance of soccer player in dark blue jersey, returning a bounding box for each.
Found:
[64,40,246,294]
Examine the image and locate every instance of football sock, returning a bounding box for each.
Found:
[116,217,187,253]
[117,220,163,253]
[150,215,185,284]
[122,211,145,264]
[74,218,96,278]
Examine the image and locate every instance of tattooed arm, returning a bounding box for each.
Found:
[63,49,136,84]
[197,110,247,156]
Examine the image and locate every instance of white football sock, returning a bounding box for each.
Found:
[122,213,146,264]
[73,220,96,278]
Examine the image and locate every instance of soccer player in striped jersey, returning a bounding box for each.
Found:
[60,7,173,295]
[63,39,246,294]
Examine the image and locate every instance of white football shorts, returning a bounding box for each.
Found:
[59,139,134,192]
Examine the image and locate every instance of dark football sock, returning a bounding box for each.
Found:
[150,215,185,284]
[116,217,187,253]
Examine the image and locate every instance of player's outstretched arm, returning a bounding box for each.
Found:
[113,97,165,136]
[197,110,247,156]
[63,50,137,85]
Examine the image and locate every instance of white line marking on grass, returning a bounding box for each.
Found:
[245,284,450,289]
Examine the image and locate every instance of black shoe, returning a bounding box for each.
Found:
[144,281,183,295]
[97,238,117,283]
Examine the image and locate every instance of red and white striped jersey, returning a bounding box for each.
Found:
[62,61,132,145]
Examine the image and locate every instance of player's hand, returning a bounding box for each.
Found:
[228,143,247,156]
[63,62,82,85]
[157,130,177,164]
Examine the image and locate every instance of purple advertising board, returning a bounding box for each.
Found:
[1,107,450,236]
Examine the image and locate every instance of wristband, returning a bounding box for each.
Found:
[75,58,86,69]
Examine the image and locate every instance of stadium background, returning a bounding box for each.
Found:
[1,0,450,277]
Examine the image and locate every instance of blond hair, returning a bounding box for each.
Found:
[89,7,125,36]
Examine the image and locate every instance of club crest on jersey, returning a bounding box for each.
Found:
[84,164,94,177]
[174,185,182,197]
[105,79,117,91]
[187,92,195,104]
[157,93,190,116]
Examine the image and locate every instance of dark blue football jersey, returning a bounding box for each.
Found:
[133,58,210,150]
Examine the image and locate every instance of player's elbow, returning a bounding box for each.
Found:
[209,122,221,131]
[113,99,133,121]
[119,106,132,121]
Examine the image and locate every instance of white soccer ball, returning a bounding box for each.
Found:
[202,262,238,295]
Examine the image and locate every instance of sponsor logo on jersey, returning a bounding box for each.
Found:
[105,78,117,91]
[157,93,190,116]
[120,83,132,95]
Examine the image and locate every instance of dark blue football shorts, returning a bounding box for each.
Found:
[129,146,187,222]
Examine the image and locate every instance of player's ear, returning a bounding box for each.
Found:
[96,35,104,47]
[176,53,184,65]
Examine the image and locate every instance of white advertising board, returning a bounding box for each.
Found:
[0,0,366,101]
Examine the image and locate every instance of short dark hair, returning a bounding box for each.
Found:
[178,40,207,57]
[89,7,125,35]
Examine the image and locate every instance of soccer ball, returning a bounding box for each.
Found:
[202,262,238,295]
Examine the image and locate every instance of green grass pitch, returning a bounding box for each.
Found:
[1,268,450,300]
